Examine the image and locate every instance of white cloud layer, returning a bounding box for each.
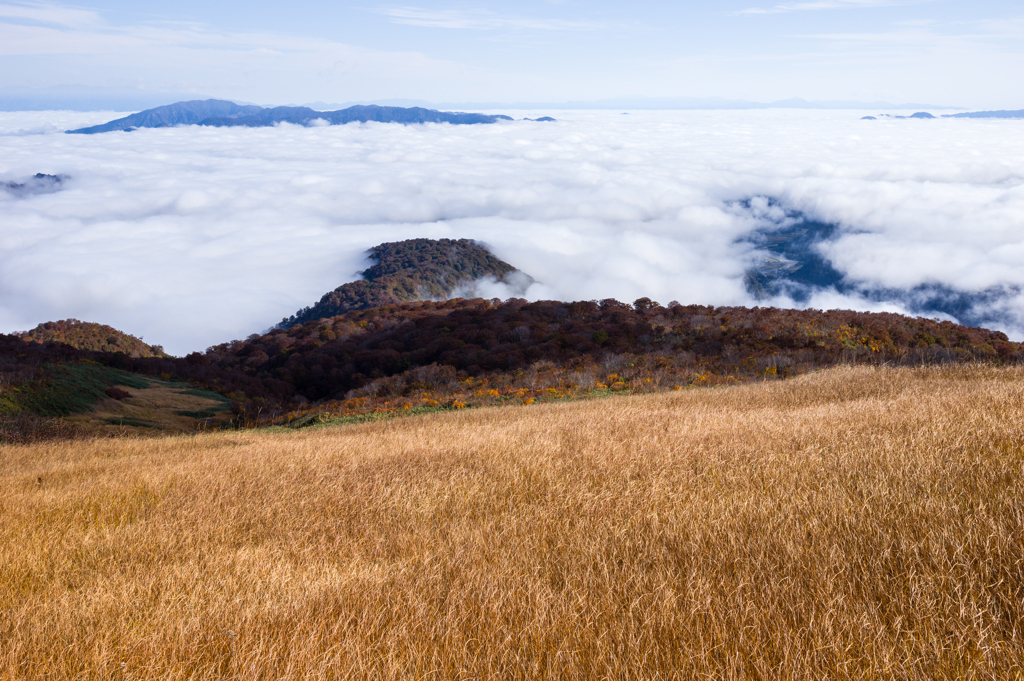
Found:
[2,109,1024,355]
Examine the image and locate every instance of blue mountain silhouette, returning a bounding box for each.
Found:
[67,99,516,134]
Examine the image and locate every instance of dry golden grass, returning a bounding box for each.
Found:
[2,364,1023,679]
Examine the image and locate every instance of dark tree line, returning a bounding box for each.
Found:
[3,297,1021,427]
[194,297,1021,406]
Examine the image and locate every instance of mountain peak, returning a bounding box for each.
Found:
[66,99,262,134]
[281,238,531,328]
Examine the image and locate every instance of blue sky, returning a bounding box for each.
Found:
[0,0,1022,107]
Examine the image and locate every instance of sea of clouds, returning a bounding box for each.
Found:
[2,108,1024,355]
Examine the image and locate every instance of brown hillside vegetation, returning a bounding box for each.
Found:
[3,364,1022,679]
[17,319,165,357]
[5,299,1019,438]
[188,297,1024,423]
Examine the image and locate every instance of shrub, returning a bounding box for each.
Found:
[105,386,132,400]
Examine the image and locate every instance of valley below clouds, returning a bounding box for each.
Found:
[2,109,1023,355]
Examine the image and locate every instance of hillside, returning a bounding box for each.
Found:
[18,319,165,357]
[0,335,226,442]
[4,239,1024,438]
[5,364,1022,677]
[66,99,513,134]
[281,238,527,327]
[187,296,1021,425]
[8,293,1021,439]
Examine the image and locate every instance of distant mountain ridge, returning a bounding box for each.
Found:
[281,238,530,328]
[861,109,1024,121]
[861,112,936,120]
[67,100,262,133]
[66,99,515,134]
[942,109,1024,119]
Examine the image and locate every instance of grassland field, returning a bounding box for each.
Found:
[2,364,1023,679]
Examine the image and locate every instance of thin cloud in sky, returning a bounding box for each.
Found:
[797,18,1024,50]
[968,15,1024,40]
[0,1,491,102]
[0,1,1020,116]
[378,6,605,31]
[0,1,439,64]
[0,0,102,28]
[734,0,906,16]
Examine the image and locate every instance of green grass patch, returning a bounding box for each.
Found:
[308,404,469,429]
[103,369,151,390]
[265,386,654,434]
[12,363,153,417]
[174,409,223,419]
[181,388,232,405]
[279,406,440,430]
[102,417,163,429]
[0,393,19,415]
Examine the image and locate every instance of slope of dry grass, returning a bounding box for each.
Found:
[62,381,233,436]
[2,364,1023,679]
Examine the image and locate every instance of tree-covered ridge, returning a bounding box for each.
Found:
[281,238,525,327]
[190,297,1023,422]
[18,319,165,358]
[3,297,1023,436]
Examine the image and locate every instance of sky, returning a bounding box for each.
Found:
[3,109,1024,355]
[0,0,1023,107]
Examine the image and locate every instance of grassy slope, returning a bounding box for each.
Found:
[0,363,233,440]
[62,381,233,436]
[2,365,1023,679]
[0,363,152,417]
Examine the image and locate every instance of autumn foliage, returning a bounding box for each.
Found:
[186,296,1021,424]
[17,319,165,357]
[3,296,1022,435]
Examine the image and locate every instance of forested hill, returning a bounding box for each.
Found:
[4,297,1022,437]
[186,297,1021,423]
[18,319,165,357]
[280,238,528,328]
